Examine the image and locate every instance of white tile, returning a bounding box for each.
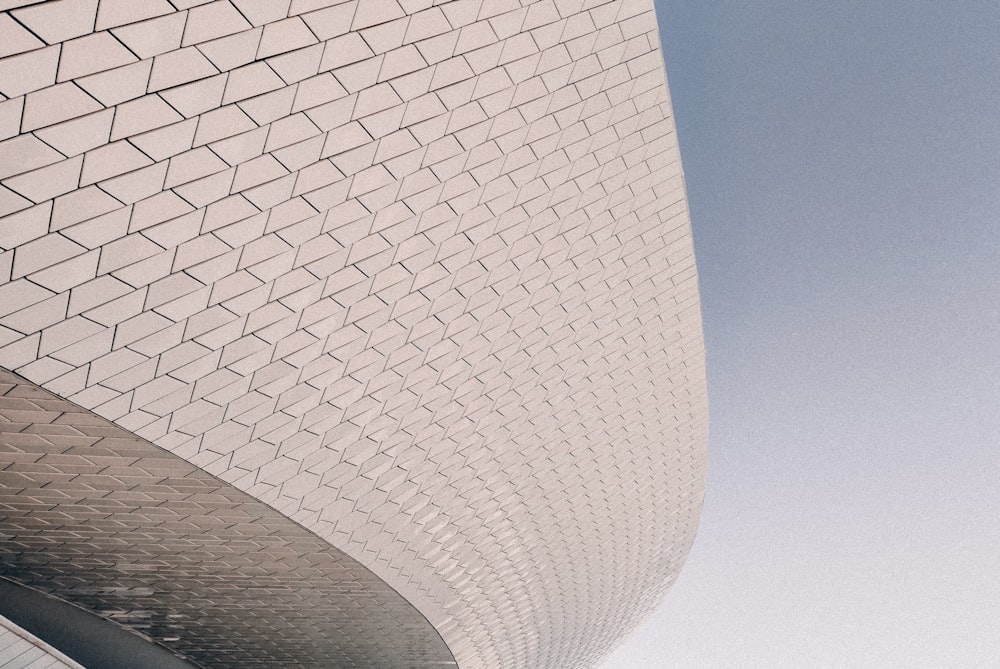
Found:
[110,94,184,141]
[0,45,59,98]
[0,201,50,249]
[241,173,294,209]
[75,60,152,106]
[196,27,263,72]
[221,61,286,105]
[3,155,83,202]
[267,43,324,85]
[319,33,374,73]
[182,0,252,46]
[379,44,427,82]
[289,0,344,15]
[270,134,324,171]
[21,83,102,132]
[230,0,291,26]
[180,247,240,286]
[110,11,187,58]
[300,2,356,40]
[353,82,403,119]
[164,146,229,188]
[110,245,175,288]
[231,154,289,193]
[304,93,356,131]
[192,105,257,146]
[213,209,266,247]
[59,203,130,249]
[0,292,69,335]
[81,142,155,190]
[128,190,195,232]
[202,194,259,232]
[351,0,404,30]
[232,91,292,131]
[172,169,235,207]
[87,347,147,384]
[96,232,163,274]
[159,74,228,118]
[0,277,53,319]
[12,0,99,43]
[95,0,175,31]
[145,272,204,310]
[0,135,63,180]
[359,104,405,138]
[97,162,167,205]
[292,159,342,196]
[32,110,111,159]
[0,97,23,141]
[291,73,346,113]
[29,249,101,293]
[139,206,202,246]
[264,113,320,152]
[0,14,44,58]
[57,31,138,82]
[404,7,450,43]
[258,17,318,58]
[113,310,173,349]
[75,279,140,324]
[129,118,198,162]
[320,121,371,158]
[487,5,526,39]
[148,46,220,92]
[11,232,86,279]
[50,185,123,231]
[263,197,316,234]
[172,232,231,272]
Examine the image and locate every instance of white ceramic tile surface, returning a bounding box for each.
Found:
[0,1,707,667]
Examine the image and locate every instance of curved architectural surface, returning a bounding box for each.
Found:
[0,0,708,667]
[1,613,85,669]
[0,369,456,669]
[0,580,200,669]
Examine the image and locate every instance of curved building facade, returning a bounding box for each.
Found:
[0,0,708,667]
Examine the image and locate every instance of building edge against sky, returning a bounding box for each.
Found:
[0,0,708,667]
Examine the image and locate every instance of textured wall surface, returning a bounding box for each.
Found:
[0,369,456,669]
[0,615,84,669]
[0,0,708,667]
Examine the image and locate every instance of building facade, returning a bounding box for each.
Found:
[0,0,708,667]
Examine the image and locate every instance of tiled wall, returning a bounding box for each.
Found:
[0,615,84,669]
[0,369,456,669]
[0,0,708,667]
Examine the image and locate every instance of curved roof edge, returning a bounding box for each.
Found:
[0,579,197,669]
[0,367,457,669]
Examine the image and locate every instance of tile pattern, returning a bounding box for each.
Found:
[0,368,457,669]
[0,615,84,669]
[0,0,708,667]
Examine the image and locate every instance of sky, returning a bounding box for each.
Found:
[599,2,1000,667]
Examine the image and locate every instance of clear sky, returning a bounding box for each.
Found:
[599,2,1000,667]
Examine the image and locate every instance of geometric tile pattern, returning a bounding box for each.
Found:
[0,368,456,669]
[0,0,708,667]
[1,615,84,669]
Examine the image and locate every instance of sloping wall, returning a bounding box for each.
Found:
[0,1,707,666]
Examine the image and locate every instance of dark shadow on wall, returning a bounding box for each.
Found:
[0,578,200,669]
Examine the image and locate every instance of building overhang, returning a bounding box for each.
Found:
[0,368,457,668]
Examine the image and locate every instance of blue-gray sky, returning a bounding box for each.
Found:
[600,2,1000,667]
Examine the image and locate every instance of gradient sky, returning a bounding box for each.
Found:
[599,2,1000,667]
